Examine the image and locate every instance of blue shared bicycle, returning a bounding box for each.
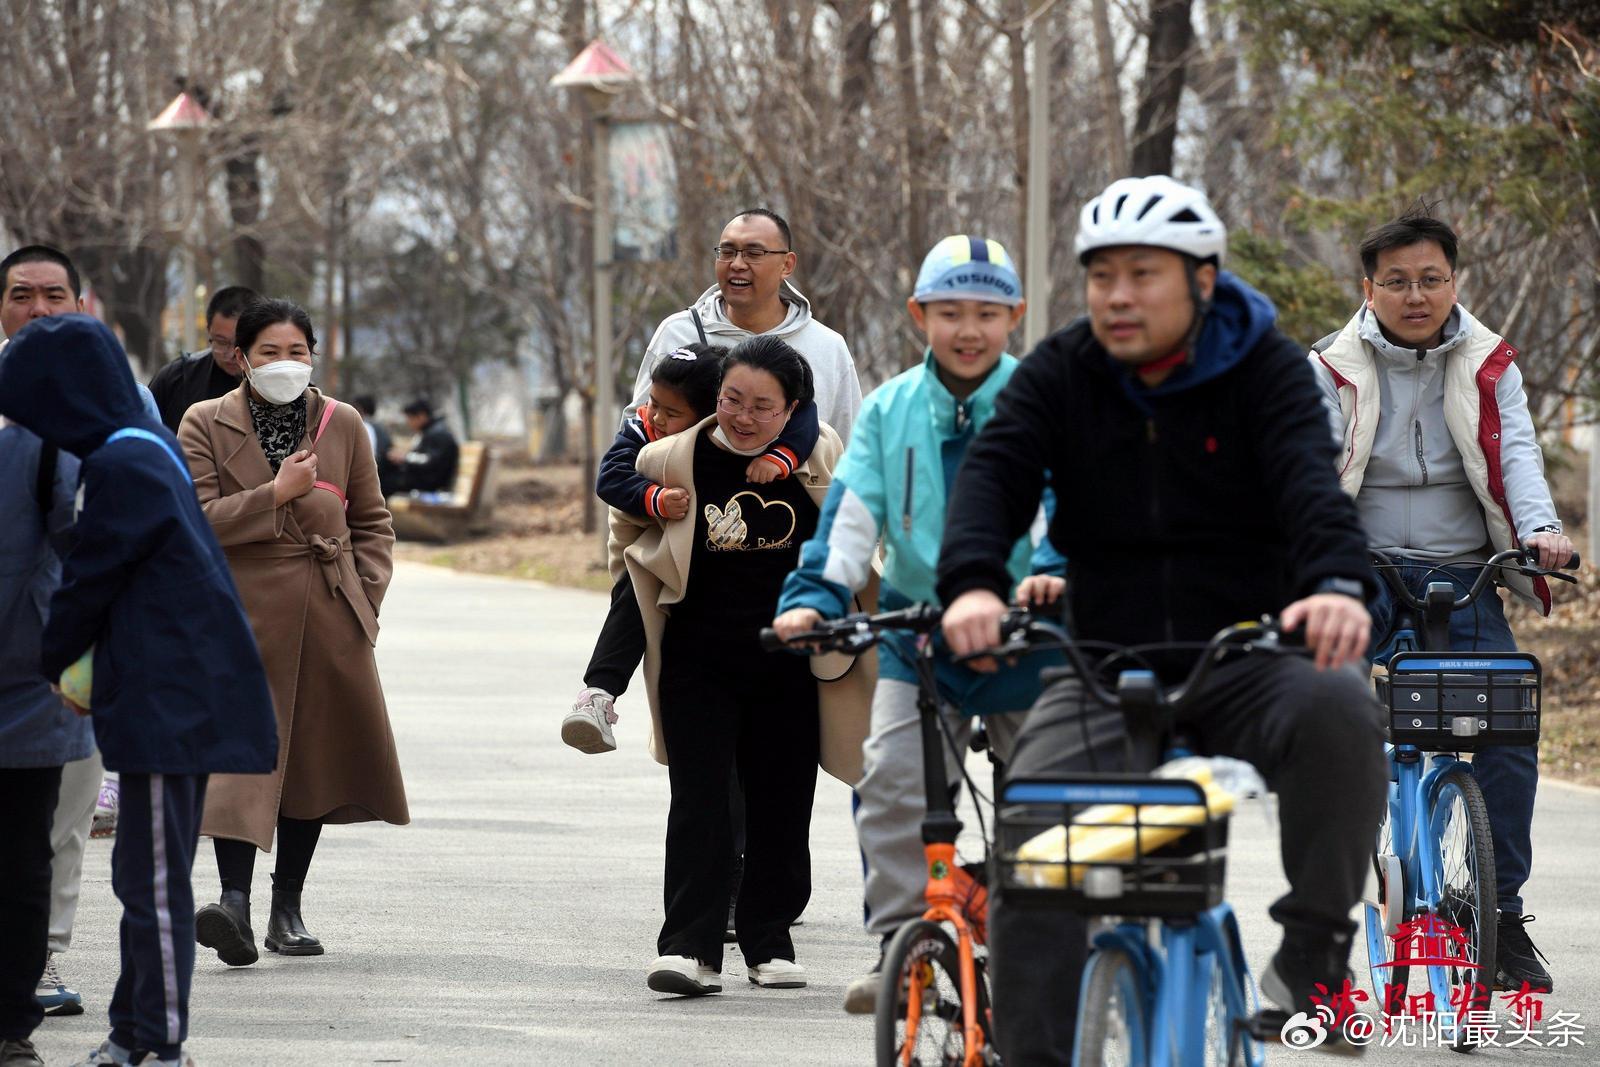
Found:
[1363,547,1577,1050]
[989,617,1293,1067]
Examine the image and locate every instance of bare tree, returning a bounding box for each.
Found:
[1129,0,1195,177]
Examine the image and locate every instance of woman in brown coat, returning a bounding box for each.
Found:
[177,298,407,967]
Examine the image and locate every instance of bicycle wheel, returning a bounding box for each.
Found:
[1200,951,1245,1067]
[1427,766,1495,1049]
[1076,947,1147,1067]
[1364,802,1409,1012]
[875,919,990,1067]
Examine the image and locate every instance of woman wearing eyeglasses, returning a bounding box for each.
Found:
[610,335,875,998]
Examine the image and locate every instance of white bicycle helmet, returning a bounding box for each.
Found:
[1074,176,1227,266]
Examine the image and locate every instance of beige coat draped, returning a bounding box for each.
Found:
[179,384,409,850]
[609,417,877,785]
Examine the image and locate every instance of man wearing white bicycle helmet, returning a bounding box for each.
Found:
[938,176,1387,1061]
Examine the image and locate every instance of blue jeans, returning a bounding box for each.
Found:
[1370,559,1537,914]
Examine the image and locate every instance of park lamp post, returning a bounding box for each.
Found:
[147,91,212,356]
[553,40,637,544]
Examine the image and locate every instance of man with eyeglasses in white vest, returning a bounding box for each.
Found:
[1309,207,1574,997]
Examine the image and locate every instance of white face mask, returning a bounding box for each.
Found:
[246,360,312,406]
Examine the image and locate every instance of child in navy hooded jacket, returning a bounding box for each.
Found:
[0,313,276,1067]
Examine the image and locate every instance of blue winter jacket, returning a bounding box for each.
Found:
[0,337,160,768]
[0,314,277,775]
[0,410,91,767]
[777,350,1064,715]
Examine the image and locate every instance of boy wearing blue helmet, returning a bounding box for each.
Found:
[772,235,1065,1012]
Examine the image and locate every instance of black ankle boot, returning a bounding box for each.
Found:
[264,877,324,956]
[195,888,258,966]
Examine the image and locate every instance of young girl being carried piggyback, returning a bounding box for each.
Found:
[561,343,821,752]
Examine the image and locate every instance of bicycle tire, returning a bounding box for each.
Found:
[1427,766,1495,1051]
[875,919,991,1067]
[1075,947,1147,1067]
[1364,803,1410,1011]
[1200,950,1245,1067]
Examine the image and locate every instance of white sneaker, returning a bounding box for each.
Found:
[561,688,618,753]
[646,955,722,996]
[749,958,808,988]
[66,1039,131,1067]
[842,969,878,1013]
[36,951,84,1015]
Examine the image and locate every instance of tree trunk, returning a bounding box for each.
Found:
[892,1,928,270]
[76,242,171,375]
[1009,0,1029,249]
[1092,0,1129,174]
[1130,0,1195,178]
[225,146,267,291]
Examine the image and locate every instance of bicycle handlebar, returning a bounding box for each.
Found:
[960,614,1288,715]
[757,602,945,654]
[1371,547,1581,614]
[763,604,1289,718]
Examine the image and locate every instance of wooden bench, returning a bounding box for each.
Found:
[387,441,497,542]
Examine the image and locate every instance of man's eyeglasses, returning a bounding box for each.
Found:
[1373,275,1452,294]
[712,245,789,263]
[207,336,235,353]
[716,395,785,422]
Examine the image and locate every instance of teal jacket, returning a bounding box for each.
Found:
[777,350,1063,715]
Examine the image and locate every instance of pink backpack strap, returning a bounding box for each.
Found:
[313,399,339,445]
[309,399,348,509]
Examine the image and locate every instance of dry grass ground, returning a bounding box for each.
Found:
[398,451,1599,786]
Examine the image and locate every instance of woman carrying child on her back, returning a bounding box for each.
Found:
[561,342,821,753]
[608,336,874,996]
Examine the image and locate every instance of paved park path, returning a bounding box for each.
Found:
[31,562,1600,1065]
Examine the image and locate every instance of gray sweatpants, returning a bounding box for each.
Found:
[854,678,1027,939]
[49,749,102,954]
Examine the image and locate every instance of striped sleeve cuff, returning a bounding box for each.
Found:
[758,446,799,478]
[643,484,666,518]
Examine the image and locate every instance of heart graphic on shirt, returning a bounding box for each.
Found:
[703,490,797,551]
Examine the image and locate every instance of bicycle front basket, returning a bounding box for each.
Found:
[1376,651,1541,751]
[995,775,1228,917]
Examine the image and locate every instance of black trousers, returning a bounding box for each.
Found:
[656,619,819,969]
[991,655,1387,1066]
[584,573,647,698]
[110,773,206,1062]
[588,576,747,861]
[213,816,324,894]
[0,766,62,1042]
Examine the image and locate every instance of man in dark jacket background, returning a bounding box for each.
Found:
[0,244,168,1055]
[937,176,1386,1063]
[388,398,459,494]
[0,313,277,1067]
[0,247,93,1067]
[352,395,398,498]
[147,285,260,433]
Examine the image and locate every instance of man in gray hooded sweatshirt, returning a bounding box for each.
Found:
[628,207,861,442]
[1310,209,1573,995]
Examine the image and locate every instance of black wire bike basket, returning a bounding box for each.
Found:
[1376,651,1541,751]
[996,775,1230,917]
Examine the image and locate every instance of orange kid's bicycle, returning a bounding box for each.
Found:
[764,603,1001,1066]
